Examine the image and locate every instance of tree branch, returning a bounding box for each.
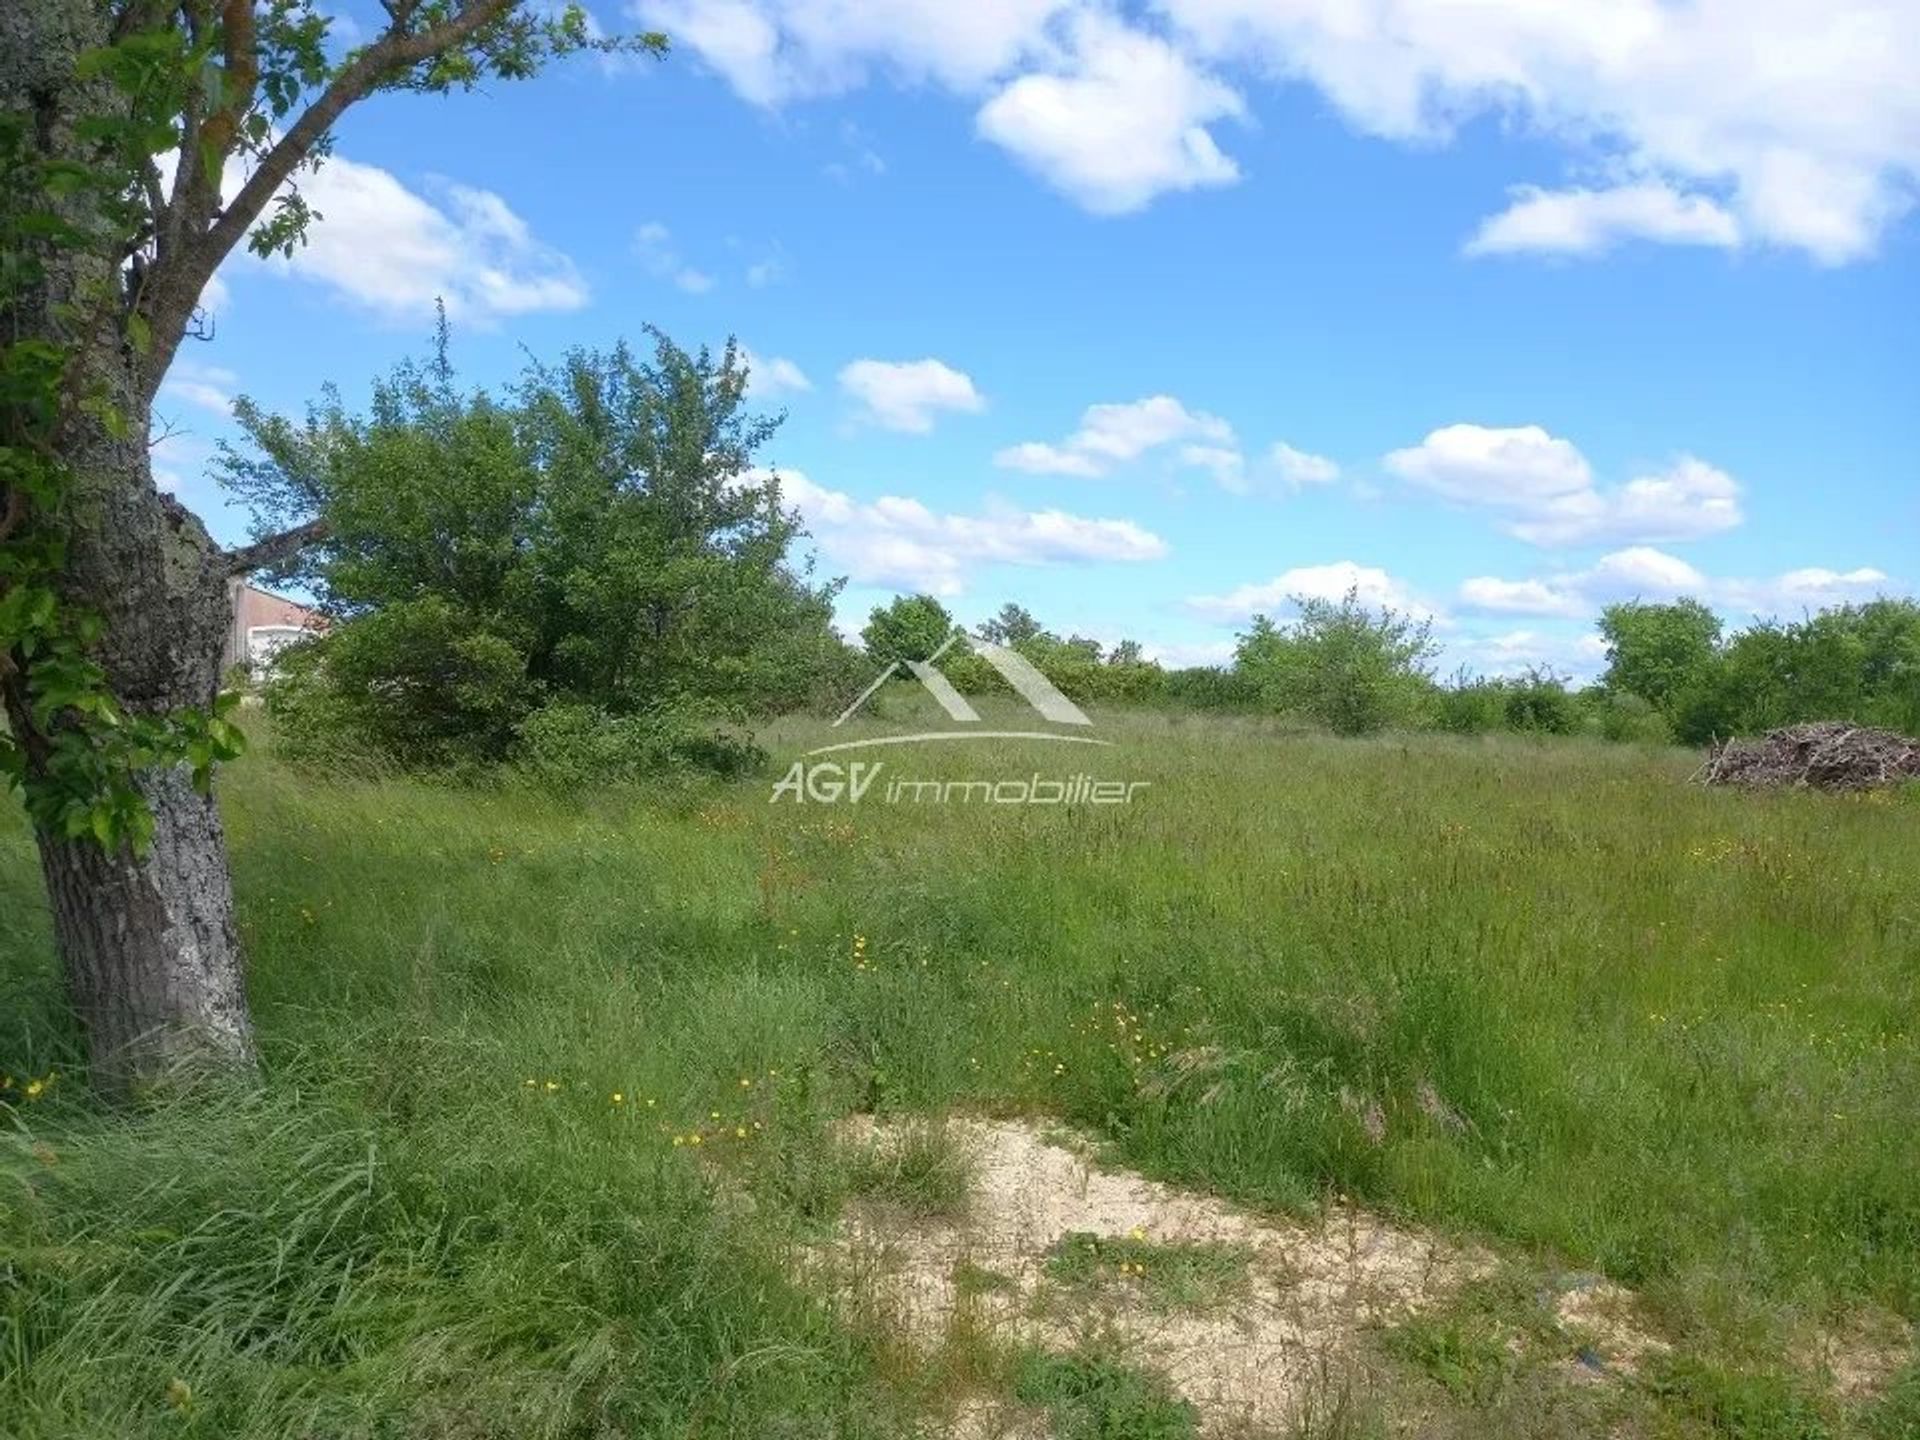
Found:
[139,0,521,397]
[222,516,329,575]
[198,0,259,160]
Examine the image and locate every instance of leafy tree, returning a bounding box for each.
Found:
[0,0,658,1092]
[944,609,1169,705]
[1433,670,1507,735]
[220,326,846,773]
[1578,688,1672,745]
[1501,666,1577,734]
[1671,599,1920,742]
[1234,588,1437,735]
[862,594,954,666]
[1598,599,1723,712]
[978,602,1042,647]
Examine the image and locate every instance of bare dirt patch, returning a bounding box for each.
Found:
[817,1115,1496,1434]
[1550,1274,1670,1379]
[815,1117,1915,1433]
[1814,1307,1914,1401]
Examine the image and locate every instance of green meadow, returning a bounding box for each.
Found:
[3,703,1917,1437]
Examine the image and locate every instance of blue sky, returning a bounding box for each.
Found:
[160,0,1919,675]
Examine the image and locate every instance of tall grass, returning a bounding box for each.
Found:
[3,701,1916,1435]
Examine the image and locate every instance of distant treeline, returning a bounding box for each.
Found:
[864,592,1920,745]
[220,321,1914,783]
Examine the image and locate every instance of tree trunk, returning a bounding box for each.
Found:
[36,768,255,1089]
[7,400,260,1093]
[3,0,258,1094]
[10,391,259,1094]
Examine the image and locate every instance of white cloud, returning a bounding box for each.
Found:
[1513,457,1742,548]
[256,158,587,322]
[1158,0,1920,263]
[636,0,787,105]
[1440,626,1613,681]
[636,0,1073,104]
[1464,629,1567,674]
[1385,423,1592,506]
[1186,560,1439,623]
[1721,565,1897,616]
[645,0,1920,259]
[975,13,1244,214]
[1384,424,1742,547]
[838,358,986,433]
[1268,440,1340,488]
[740,347,812,397]
[994,441,1106,478]
[1459,547,1902,620]
[762,468,1166,594]
[1458,576,1587,619]
[640,3,1244,213]
[157,140,583,323]
[159,360,238,418]
[1143,637,1237,667]
[1465,181,1743,258]
[996,394,1235,477]
[1178,444,1246,489]
[1575,546,1713,602]
[634,221,715,293]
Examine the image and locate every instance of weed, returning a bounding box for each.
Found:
[845,1118,973,1218]
[1014,1346,1199,1439]
[1043,1230,1254,1312]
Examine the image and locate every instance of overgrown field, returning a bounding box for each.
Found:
[3,706,1917,1438]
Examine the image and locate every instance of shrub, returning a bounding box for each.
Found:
[1434,675,1508,735]
[515,701,761,789]
[266,597,531,769]
[861,594,955,666]
[1580,689,1673,745]
[224,329,850,781]
[1234,589,1437,736]
[1500,667,1577,734]
[1162,665,1259,711]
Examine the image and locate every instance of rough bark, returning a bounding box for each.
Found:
[26,408,258,1090]
[4,0,258,1091]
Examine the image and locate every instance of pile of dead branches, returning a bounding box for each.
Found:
[1697,721,1920,792]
